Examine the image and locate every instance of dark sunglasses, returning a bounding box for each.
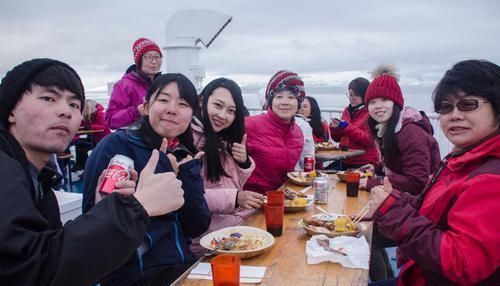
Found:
[434,99,488,114]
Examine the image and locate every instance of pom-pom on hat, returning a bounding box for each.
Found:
[132,37,162,67]
[364,65,404,108]
[265,70,305,108]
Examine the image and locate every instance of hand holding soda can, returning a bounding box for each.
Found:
[99,154,135,196]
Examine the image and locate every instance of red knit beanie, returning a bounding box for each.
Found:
[364,65,404,108]
[265,70,305,108]
[132,38,162,67]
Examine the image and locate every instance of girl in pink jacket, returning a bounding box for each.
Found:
[190,78,264,256]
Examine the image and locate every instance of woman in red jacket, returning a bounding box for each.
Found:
[244,70,305,194]
[369,59,500,286]
[363,65,441,281]
[329,77,379,169]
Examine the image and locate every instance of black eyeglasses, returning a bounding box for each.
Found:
[434,99,488,114]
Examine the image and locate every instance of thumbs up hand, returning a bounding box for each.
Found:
[133,149,184,216]
[232,134,248,164]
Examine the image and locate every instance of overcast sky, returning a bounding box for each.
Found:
[1,0,499,94]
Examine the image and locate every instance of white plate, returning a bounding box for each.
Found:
[199,226,275,259]
[284,195,314,212]
[298,213,362,238]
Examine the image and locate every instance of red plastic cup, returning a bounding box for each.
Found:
[210,255,241,286]
[266,191,285,206]
[340,136,349,151]
[265,204,284,237]
[345,172,361,197]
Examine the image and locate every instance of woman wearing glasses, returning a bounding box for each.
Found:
[329,77,379,170]
[244,70,305,194]
[368,60,500,285]
[362,65,441,282]
[105,37,163,129]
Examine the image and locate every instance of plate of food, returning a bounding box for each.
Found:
[283,188,314,212]
[199,226,275,259]
[336,170,373,182]
[315,141,339,150]
[287,171,319,186]
[298,213,362,238]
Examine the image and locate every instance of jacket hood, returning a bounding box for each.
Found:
[395,107,434,135]
[123,71,150,87]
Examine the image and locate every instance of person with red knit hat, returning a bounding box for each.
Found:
[361,65,441,282]
[243,70,305,194]
[105,37,163,129]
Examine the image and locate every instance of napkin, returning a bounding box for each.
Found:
[187,262,267,283]
[306,235,370,269]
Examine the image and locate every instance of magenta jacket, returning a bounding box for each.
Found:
[105,71,149,129]
[190,123,257,255]
[244,111,304,194]
[374,133,500,285]
[367,107,441,195]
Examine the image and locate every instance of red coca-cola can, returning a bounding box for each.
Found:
[303,155,315,172]
[99,154,135,195]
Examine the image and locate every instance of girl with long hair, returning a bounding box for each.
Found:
[83,73,210,286]
[190,78,264,255]
[299,96,329,143]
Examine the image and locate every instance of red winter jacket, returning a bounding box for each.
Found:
[244,111,304,194]
[330,106,379,166]
[367,107,441,195]
[374,133,500,285]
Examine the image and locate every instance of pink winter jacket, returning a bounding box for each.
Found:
[104,71,150,129]
[190,123,257,255]
[244,111,304,194]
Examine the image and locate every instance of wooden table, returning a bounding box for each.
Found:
[175,175,372,285]
[315,148,365,161]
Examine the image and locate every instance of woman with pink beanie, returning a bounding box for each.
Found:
[105,37,163,129]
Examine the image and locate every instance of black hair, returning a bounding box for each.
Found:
[368,104,402,155]
[199,78,245,182]
[27,65,85,105]
[433,59,500,121]
[304,96,327,141]
[348,77,370,100]
[136,73,198,154]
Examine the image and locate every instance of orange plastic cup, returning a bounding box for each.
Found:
[265,204,284,237]
[345,172,361,197]
[266,191,285,206]
[211,254,241,286]
[340,136,349,151]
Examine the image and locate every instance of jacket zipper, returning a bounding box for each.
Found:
[173,215,185,263]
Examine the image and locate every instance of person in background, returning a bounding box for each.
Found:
[369,60,500,286]
[83,73,210,286]
[0,59,185,286]
[300,96,330,143]
[294,111,315,171]
[362,65,441,281]
[105,37,163,129]
[71,99,111,173]
[329,77,379,169]
[190,78,264,255]
[244,70,305,194]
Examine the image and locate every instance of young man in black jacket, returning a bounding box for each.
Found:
[0,58,185,286]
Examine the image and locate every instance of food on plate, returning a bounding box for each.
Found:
[303,216,358,233]
[284,188,308,200]
[209,233,265,251]
[289,171,317,182]
[284,197,308,207]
